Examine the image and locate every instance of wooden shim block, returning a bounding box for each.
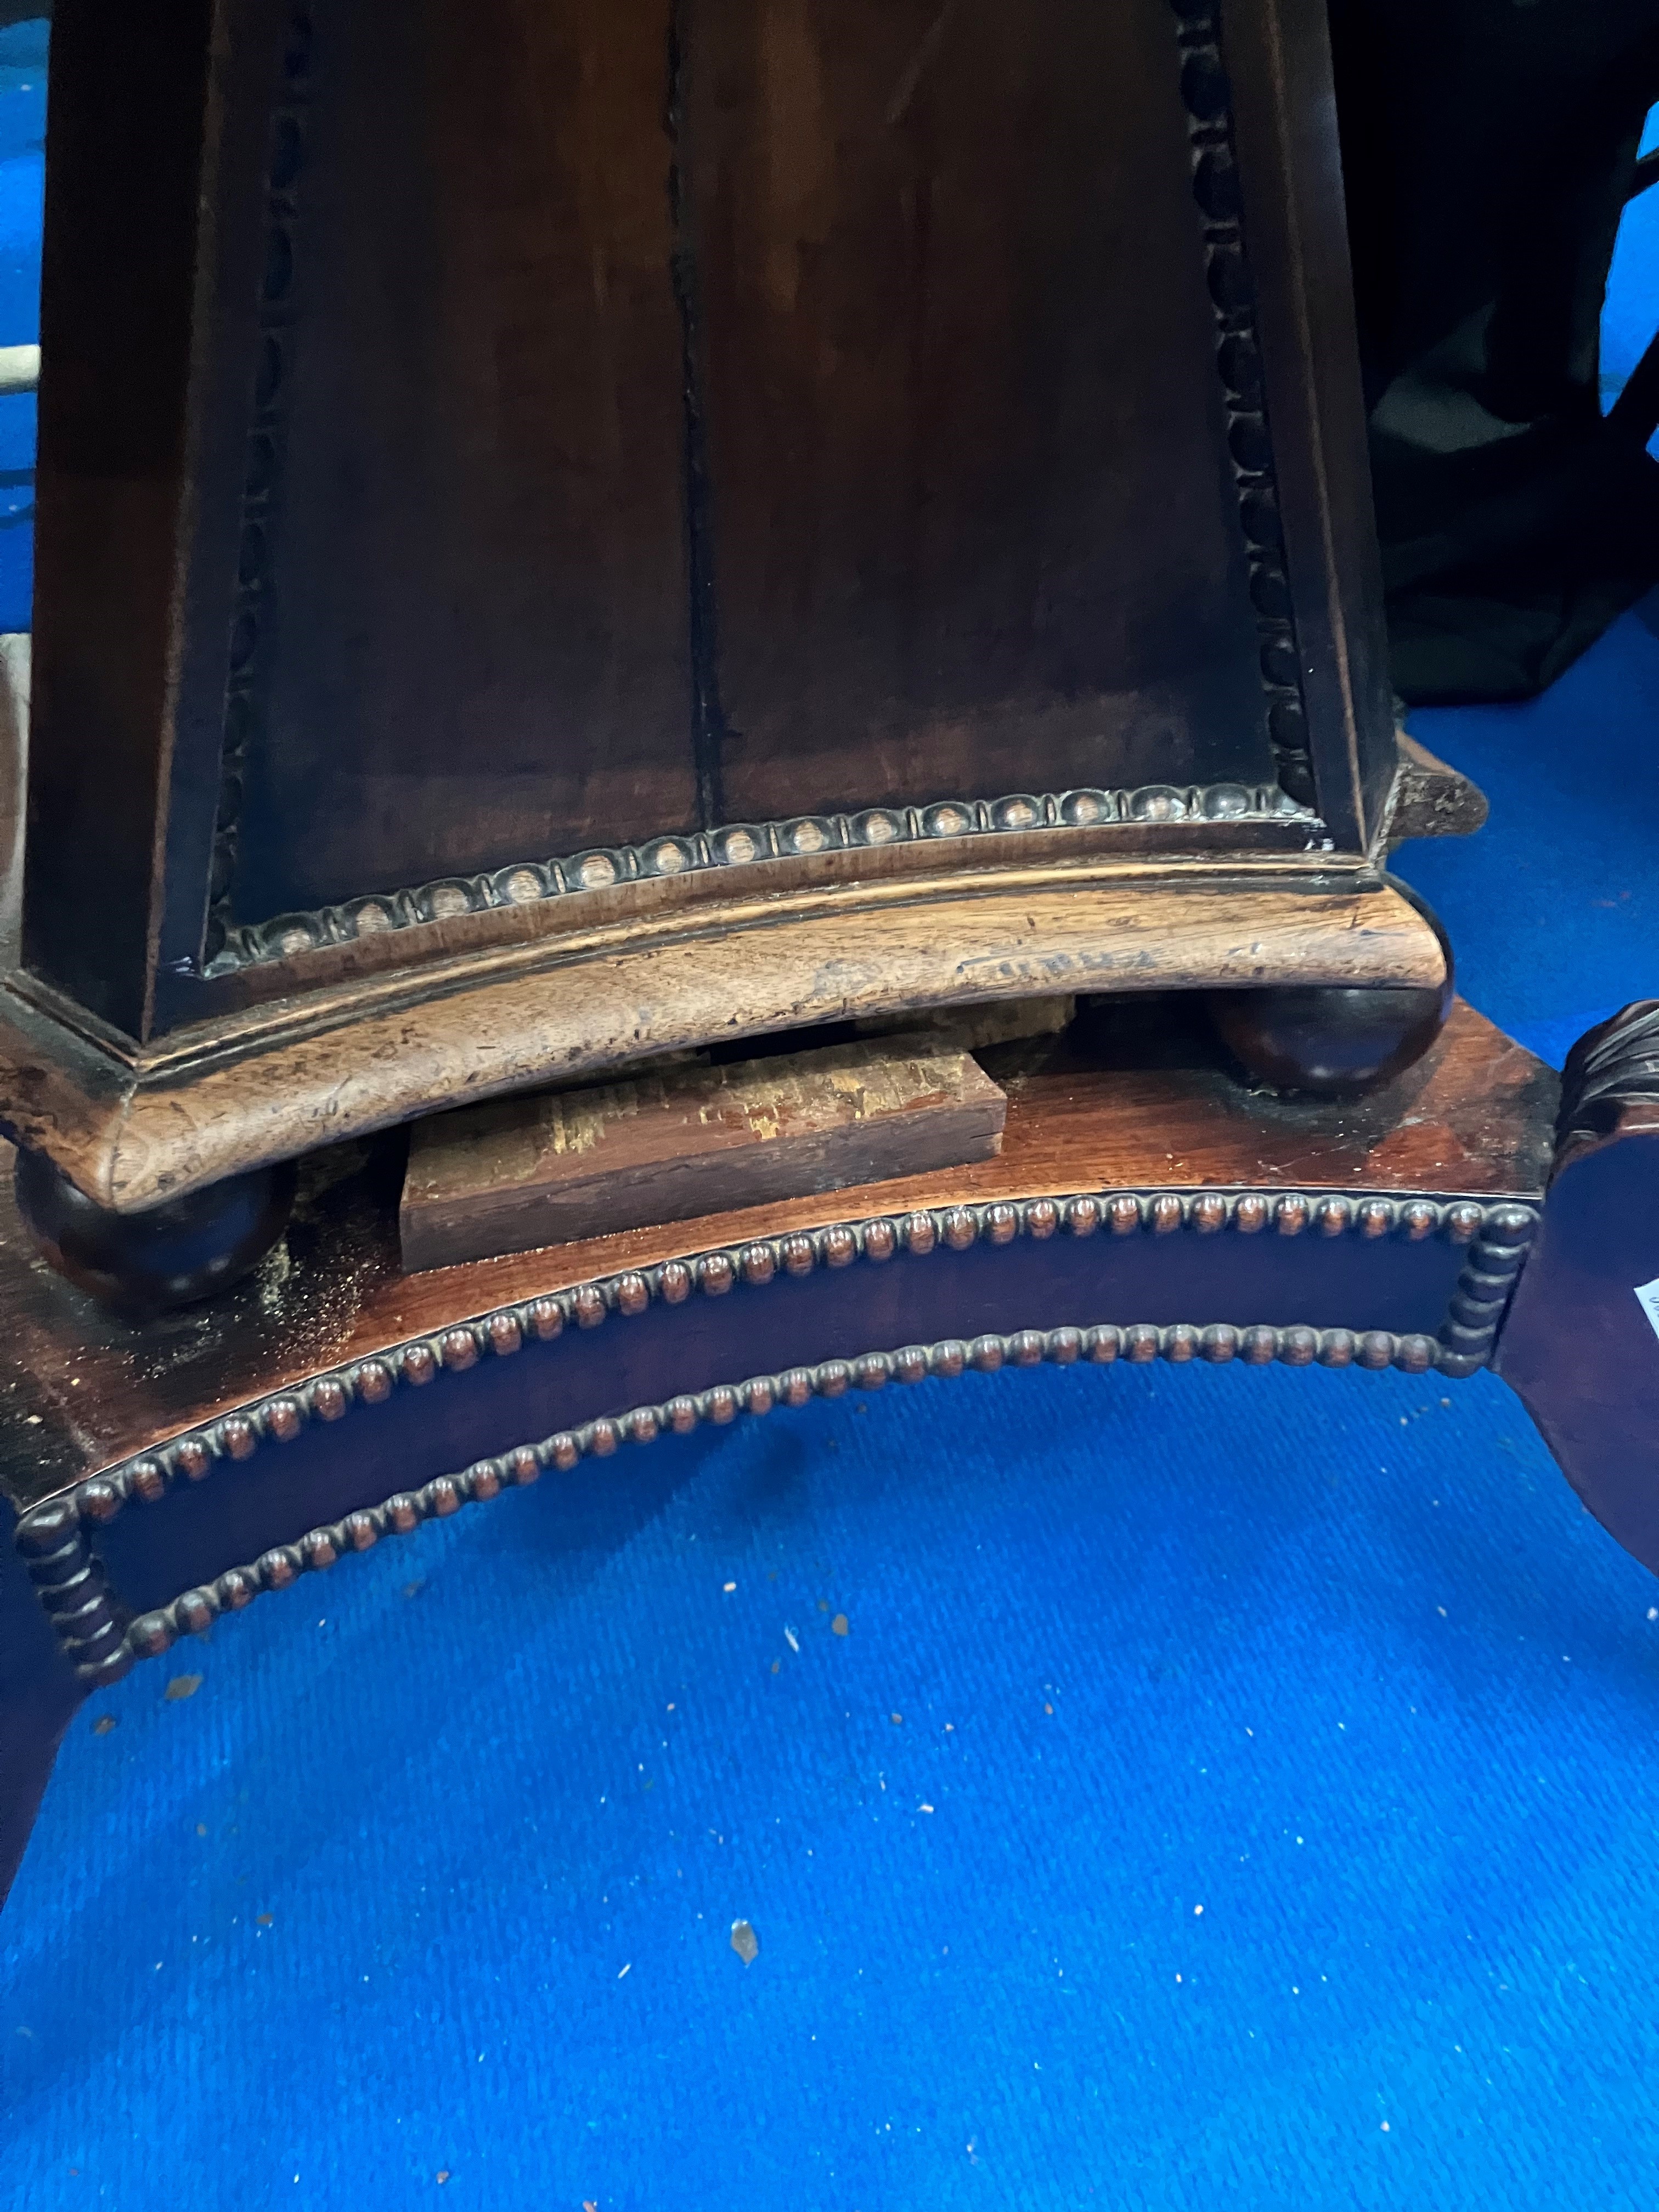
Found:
[400,1037,1007,1272]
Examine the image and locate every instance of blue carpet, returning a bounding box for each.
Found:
[0,19,43,636]
[1604,103,1659,453]
[5,64,1659,2212]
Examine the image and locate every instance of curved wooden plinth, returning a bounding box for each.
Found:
[0,995,1568,1904]
[0,866,1446,1211]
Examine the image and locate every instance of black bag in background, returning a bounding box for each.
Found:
[1329,0,1659,703]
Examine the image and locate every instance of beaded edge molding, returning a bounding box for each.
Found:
[205,780,1318,974]
[1170,0,1315,810]
[15,1190,1538,1685]
[206,3,314,968]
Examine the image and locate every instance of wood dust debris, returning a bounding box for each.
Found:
[165,1674,203,1701]
[832,1615,849,1636]
[730,1919,760,1965]
[92,1716,117,1735]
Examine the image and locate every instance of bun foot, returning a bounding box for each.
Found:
[13,1148,296,1316]
[1206,888,1454,1097]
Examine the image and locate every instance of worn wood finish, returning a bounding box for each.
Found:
[4,0,1476,1227]
[400,1036,1008,1271]
[0,992,1574,1909]
[1206,887,1454,1094]
[231,0,695,922]
[0,868,1448,1212]
[854,995,1075,1051]
[684,0,1270,820]
[1385,732,1490,847]
[0,995,1552,1518]
[189,805,1331,1012]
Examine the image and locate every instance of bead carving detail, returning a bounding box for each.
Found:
[14,1188,1538,1678]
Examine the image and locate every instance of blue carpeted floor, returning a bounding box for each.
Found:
[0,20,42,636]
[5,52,1659,2212]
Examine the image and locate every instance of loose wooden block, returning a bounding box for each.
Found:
[399,1037,1007,1271]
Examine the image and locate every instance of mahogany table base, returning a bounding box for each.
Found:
[3,994,1654,1909]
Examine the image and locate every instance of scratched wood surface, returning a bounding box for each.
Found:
[0,998,1556,1510]
[400,1036,1008,1268]
[0,870,1448,1212]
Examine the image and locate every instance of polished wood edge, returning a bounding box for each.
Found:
[1383,733,1490,848]
[0,873,1447,1212]
[0,1495,82,1915]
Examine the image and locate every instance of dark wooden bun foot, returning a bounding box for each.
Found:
[13,1149,296,1317]
[1206,978,1453,1097]
[1206,891,1454,1097]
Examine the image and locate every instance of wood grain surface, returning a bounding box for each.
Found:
[400,1036,1007,1269]
[684,0,1269,820]
[233,0,695,917]
[0,997,1555,1512]
[0,868,1449,1210]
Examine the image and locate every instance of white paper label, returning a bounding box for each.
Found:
[1635,1277,1659,1340]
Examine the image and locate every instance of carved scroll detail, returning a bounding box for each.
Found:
[1556,1002,1659,1157]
